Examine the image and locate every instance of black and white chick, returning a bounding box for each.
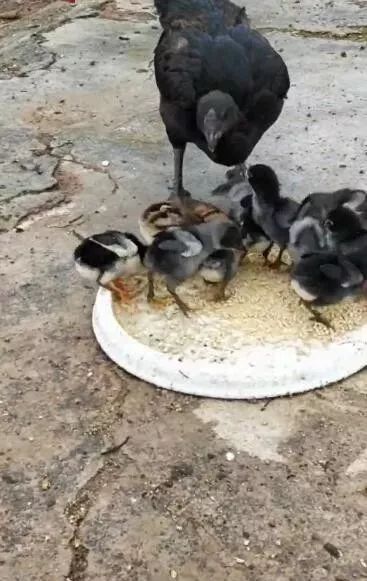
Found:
[290,252,364,328]
[248,164,299,267]
[289,188,367,262]
[73,230,146,300]
[291,253,364,306]
[144,221,243,316]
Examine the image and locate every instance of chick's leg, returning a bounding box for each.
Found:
[147,272,171,308]
[213,253,237,302]
[166,279,190,317]
[113,277,139,300]
[302,301,334,331]
[262,243,274,264]
[147,271,155,302]
[213,280,229,302]
[99,280,127,302]
[269,247,285,269]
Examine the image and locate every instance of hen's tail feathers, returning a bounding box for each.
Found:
[154,0,248,29]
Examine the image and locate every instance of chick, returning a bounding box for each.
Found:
[138,201,185,244]
[73,230,146,300]
[249,164,299,267]
[144,221,243,316]
[289,188,367,262]
[199,248,245,301]
[238,192,273,256]
[291,252,364,329]
[226,181,272,256]
[139,195,231,244]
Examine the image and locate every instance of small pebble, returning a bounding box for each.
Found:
[170,570,178,579]
[323,542,341,558]
[235,558,245,564]
[41,478,51,491]
[101,160,110,167]
[226,451,235,461]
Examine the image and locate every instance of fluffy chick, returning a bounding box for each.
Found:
[290,252,364,328]
[139,196,231,244]
[144,221,243,316]
[226,180,271,257]
[291,253,363,306]
[199,248,245,301]
[289,188,367,262]
[249,164,299,267]
[73,230,146,300]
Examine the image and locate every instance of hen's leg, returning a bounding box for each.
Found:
[171,146,191,198]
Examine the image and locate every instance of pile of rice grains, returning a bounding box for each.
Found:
[113,253,367,358]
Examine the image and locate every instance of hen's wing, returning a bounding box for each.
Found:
[155,30,253,109]
[229,26,290,99]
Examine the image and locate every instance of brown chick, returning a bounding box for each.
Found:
[139,195,230,244]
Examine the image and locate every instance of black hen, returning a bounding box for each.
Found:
[154,0,290,196]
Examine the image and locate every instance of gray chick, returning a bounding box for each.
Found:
[226,180,272,256]
[199,248,245,301]
[289,188,367,262]
[290,252,364,328]
[144,221,244,316]
[248,164,299,267]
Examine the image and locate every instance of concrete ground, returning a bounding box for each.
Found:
[1,1,367,579]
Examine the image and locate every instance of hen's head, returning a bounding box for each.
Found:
[197,91,241,153]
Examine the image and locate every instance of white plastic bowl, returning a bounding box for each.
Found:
[93,288,367,399]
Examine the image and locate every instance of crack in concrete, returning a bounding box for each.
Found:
[64,454,131,580]
[1,178,59,205]
[63,377,132,580]
[258,25,367,42]
[39,133,120,196]
[13,192,68,230]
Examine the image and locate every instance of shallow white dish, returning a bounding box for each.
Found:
[92,287,367,399]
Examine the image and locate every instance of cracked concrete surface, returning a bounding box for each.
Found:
[0,1,367,580]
